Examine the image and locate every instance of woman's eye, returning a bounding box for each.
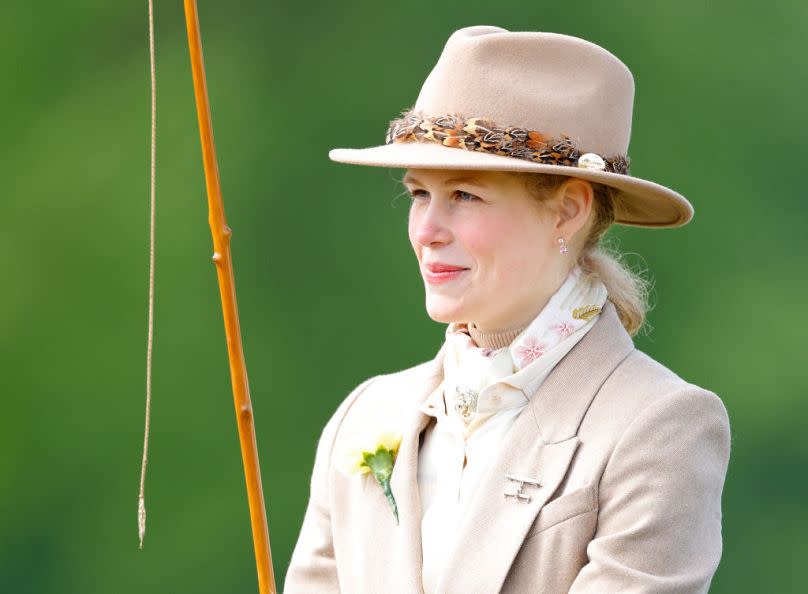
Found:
[456,190,479,202]
[407,189,479,203]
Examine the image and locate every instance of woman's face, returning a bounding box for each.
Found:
[405,168,581,332]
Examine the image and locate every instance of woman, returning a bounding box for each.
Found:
[285,26,731,594]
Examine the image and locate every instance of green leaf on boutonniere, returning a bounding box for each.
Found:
[363,446,399,525]
[339,431,402,526]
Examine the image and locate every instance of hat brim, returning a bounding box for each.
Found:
[329,142,693,228]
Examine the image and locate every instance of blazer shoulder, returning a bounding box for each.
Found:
[581,347,730,448]
[327,352,440,420]
[321,352,443,453]
[351,349,443,405]
[367,354,442,397]
[614,347,725,406]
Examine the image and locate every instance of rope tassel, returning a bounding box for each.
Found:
[137,1,277,591]
[138,0,158,551]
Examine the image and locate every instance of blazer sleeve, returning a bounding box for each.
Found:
[283,376,376,594]
[568,386,732,594]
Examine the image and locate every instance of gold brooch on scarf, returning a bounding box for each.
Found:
[573,304,602,321]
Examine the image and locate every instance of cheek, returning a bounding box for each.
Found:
[464,217,548,281]
[407,210,420,252]
[456,217,507,258]
[461,216,534,263]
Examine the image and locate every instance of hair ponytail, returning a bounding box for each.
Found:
[519,172,652,337]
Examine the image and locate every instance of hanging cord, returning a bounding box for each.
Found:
[138,0,157,550]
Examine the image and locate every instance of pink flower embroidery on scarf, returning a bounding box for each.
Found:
[553,321,576,338]
[480,348,495,358]
[514,336,547,367]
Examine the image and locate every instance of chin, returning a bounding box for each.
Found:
[424,294,473,325]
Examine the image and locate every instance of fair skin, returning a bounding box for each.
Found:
[404,168,594,333]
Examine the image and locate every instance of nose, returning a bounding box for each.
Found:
[411,200,452,247]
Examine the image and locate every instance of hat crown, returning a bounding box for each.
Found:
[413,26,635,157]
[327,25,694,228]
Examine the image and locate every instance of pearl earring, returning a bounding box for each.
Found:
[557,236,568,254]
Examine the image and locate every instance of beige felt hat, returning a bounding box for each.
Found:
[329,25,694,228]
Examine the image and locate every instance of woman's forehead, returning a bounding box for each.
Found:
[402,168,517,188]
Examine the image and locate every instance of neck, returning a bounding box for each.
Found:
[466,292,556,349]
[465,265,579,349]
[467,322,528,350]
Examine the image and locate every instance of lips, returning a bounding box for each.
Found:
[423,262,470,285]
[425,262,469,273]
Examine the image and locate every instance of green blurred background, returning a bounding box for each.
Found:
[2,1,805,591]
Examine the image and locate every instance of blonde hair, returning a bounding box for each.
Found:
[517,172,652,337]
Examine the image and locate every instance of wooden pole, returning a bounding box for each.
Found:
[182,2,276,592]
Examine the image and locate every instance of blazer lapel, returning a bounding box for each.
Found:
[432,415,580,594]
[379,343,447,594]
[434,300,635,594]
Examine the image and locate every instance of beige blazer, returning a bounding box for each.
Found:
[284,300,731,593]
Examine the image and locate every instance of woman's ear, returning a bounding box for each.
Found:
[554,178,594,238]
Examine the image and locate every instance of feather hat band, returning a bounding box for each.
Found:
[329,26,694,228]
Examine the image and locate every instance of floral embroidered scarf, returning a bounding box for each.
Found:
[442,264,608,423]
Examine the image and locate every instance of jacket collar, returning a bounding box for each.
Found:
[382,299,634,593]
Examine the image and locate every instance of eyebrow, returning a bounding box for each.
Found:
[402,174,489,188]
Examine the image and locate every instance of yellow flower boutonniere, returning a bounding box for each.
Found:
[339,430,403,525]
